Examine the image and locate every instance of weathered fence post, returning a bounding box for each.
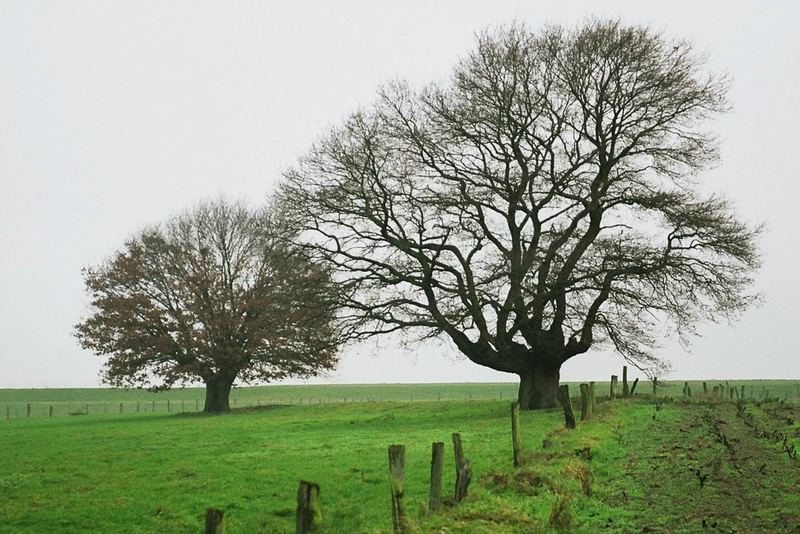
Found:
[589,381,596,412]
[511,402,522,466]
[429,442,444,511]
[296,480,321,534]
[119,402,123,414]
[741,385,746,399]
[27,403,31,417]
[729,387,734,400]
[6,404,9,420]
[703,382,708,394]
[629,378,639,397]
[622,366,629,397]
[682,382,688,397]
[167,400,171,412]
[49,405,53,417]
[204,508,223,534]
[610,375,618,399]
[557,385,576,429]
[452,433,472,502]
[388,445,408,533]
[687,385,692,398]
[579,384,592,421]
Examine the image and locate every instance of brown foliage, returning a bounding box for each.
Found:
[74,198,342,411]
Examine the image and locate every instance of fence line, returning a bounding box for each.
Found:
[3,381,799,420]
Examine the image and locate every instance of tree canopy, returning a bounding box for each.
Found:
[279,20,761,408]
[75,198,341,412]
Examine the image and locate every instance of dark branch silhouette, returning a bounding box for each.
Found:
[279,20,761,409]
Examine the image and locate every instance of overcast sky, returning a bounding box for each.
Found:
[1,1,798,388]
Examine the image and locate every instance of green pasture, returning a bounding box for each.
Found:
[0,383,798,532]
[1,380,798,419]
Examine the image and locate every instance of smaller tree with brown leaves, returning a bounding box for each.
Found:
[75,198,341,413]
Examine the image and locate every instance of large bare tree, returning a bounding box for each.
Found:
[75,199,341,412]
[279,20,761,409]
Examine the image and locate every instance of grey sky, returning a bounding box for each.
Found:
[1,1,798,388]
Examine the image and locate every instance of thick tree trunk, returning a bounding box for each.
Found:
[203,374,235,413]
[517,365,560,410]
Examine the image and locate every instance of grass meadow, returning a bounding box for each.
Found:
[0,382,798,532]
[1,380,798,418]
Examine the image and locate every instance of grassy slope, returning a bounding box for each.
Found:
[1,393,798,533]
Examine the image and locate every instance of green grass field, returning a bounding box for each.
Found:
[0,383,798,532]
[1,380,798,419]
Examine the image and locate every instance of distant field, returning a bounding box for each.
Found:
[0,392,798,532]
[0,380,798,418]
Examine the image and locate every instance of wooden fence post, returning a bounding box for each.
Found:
[204,508,223,534]
[610,375,618,399]
[741,385,745,399]
[429,442,444,511]
[49,405,53,417]
[622,366,629,397]
[167,400,170,412]
[452,433,472,502]
[511,402,522,466]
[152,400,155,412]
[579,384,592,421]
[557,385,576,429]
[589,381,596,412]
[6,404,9,420]
[703,382,708,394]
[296,480,321,534]
[388,445,407,533]
[119,402,123,414]
[682,382,688,397]
[629,378,639,397]
[27,403,31,417]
